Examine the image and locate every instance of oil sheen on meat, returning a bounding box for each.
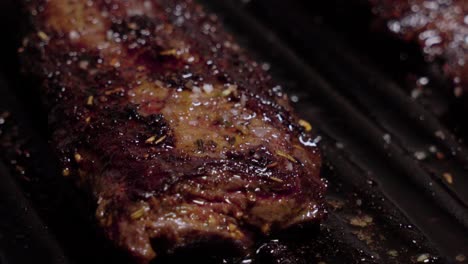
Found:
[370,0,468,95]
[20,0,326,262]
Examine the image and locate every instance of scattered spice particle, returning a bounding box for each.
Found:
[37,31,49,41]
[222,85,237,97]
[228,223,237,232]
[154,135,166,145]
[276,150,297,163]
[104,87,125,95]
[443,172,453,184]
[298,119,312,132]
[74,153,82,163]
[293,144,305,151]
[85,116,91,123]
[145,135,156,144]
[62,168,70,177]
[352,230,373,245]
[130,207,146,220]
[387,250,399,257]
[269,176,284,183]
[455,254,466,262]
[349,215,373,227]
[160,49,177,56]
[261,223,271,233]
[110,58,120,68]
[87,95,94,105]
[127,22,138,30]
[326,199,344,210]
[416,253,430,262]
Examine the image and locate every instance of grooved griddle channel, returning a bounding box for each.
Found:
[0,0,467,263]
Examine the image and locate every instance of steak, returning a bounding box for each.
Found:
[20,0,326,262]
[370,0,468,95]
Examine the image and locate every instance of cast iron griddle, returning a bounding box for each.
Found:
[0,0,467,263]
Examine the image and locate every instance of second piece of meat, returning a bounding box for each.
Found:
[370,0,468,96]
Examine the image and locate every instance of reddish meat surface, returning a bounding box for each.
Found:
[370,0,468,95]
[20,0,326,262]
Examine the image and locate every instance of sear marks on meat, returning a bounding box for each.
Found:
[370,0,468,96]
[20,0,326,262]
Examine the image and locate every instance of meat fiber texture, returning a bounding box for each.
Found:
[370,0,468,96]
[20,0,326,262]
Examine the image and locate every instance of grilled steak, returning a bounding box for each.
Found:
[20,0,326,262]
[369,0,468,95]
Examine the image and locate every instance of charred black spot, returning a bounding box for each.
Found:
[247,146,274,168]
[125,105,143,121]
[216,73,231,83]
[194,138,205,152]
[135,49,186,79]
[144,113,172,141]
[226,145,275,168]
[225,135,236,145]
